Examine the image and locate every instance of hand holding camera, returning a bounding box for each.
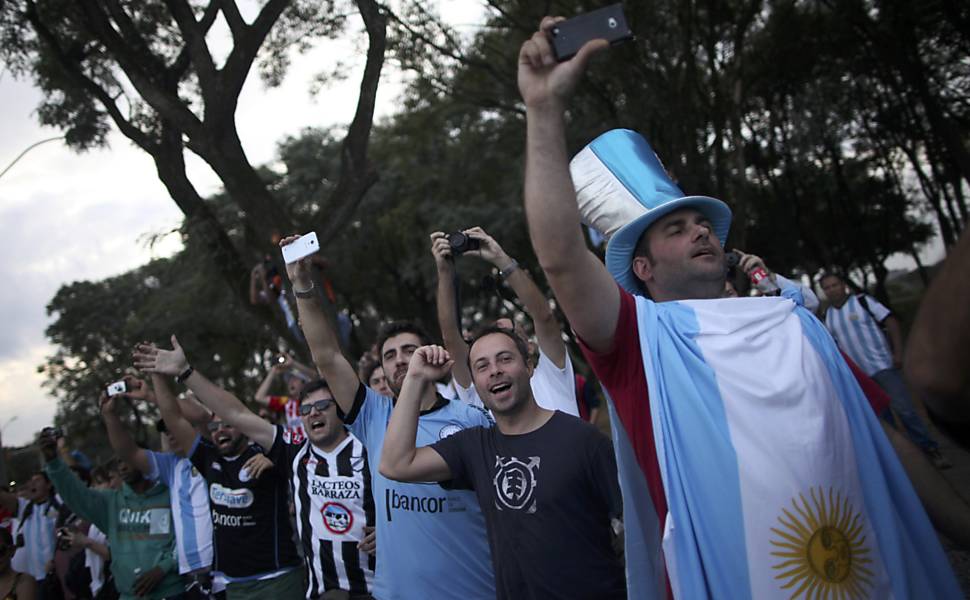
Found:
[38,428,59,462]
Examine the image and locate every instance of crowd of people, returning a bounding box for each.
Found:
[4,16,969,600]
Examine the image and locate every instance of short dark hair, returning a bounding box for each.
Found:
[90,466,110,484]
[299,378,331,402]
[30,471,50,484]
[359,359,381,385]
[819,272,843,284]
[633,229,654,262]
[375,321,433,358]
[467,325,531,368]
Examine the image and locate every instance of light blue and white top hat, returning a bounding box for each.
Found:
[570,129,733,296]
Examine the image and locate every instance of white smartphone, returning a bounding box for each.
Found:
[282,232,320,264]
[106,380,128,397]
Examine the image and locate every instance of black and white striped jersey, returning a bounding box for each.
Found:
[269,425,375,597]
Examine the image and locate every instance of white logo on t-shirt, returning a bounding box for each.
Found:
[493,456,540,513]
[439,424,463,439]
[209,484,254,508]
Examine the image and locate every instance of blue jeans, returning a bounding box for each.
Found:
[872,368,939,452]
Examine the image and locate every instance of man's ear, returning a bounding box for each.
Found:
[631,255,654,287]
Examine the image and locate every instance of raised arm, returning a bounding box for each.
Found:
[39,433,109,530]
[430,232,472,387]
[133,337,275,450]
[177,392,212,429]
[519,19,619,354]
[464,227,567,367]
[281,351,318,380]
[280,235,361,414]
[905,227,970,423]
[253,364,282,407]
[99,379,151,476]
[379,346,454,482]
[150,373,206,456]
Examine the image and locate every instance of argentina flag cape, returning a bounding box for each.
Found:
[636,287,961,599]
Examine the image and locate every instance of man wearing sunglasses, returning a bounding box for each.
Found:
[134,341,376,599]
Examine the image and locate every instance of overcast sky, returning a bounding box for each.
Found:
[0,3,450,447]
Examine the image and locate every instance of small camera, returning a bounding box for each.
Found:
[41,426,63,439]
[447,232,480,256]
[725,250,741,268]
[106,380,128,397]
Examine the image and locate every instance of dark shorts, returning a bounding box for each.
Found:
[225,567,305,600]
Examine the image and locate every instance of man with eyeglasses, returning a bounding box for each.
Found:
[134,339,304,600]
[134,339,375,599]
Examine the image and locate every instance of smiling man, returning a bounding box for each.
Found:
[379,334,625,599]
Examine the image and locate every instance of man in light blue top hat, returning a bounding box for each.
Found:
[516,15,961,599]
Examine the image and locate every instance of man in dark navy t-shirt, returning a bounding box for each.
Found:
[379,326,625,600]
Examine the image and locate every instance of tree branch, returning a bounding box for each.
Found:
[220,0,247,39]
[162,0,218,98]
[71,0,206,138]
[170,1,222,78]
[220,0,290,103]
[24,2,153,152]
[314,0,387,246]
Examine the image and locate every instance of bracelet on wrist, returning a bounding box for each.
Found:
[293,282,315,299]
[175,365,194,384]
[498,260,520,281]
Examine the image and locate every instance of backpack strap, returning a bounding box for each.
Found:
[856,294,882,324]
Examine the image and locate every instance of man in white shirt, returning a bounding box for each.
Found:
[821,273,949,468]
[430,227,578,416]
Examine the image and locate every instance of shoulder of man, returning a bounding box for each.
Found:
[449,399,494,427]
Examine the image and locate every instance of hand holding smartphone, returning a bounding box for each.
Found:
[281,232,320,265]
[550,3,633,62]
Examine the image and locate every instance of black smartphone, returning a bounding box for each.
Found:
[550,4,634,62]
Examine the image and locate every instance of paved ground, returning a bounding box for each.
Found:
[935,422,970,596]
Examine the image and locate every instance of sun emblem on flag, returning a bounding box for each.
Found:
[770,487,874,599]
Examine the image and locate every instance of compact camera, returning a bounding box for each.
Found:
[447,232,480,256]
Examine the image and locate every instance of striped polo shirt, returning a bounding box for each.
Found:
[824,294,893,376]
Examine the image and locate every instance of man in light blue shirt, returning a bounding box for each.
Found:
[280,235,496,600]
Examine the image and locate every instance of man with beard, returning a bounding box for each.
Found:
[380,333,625,599]
[137,335,376,599]
[278,235,496,600]
[514,16,959,598]
[133,340,303,600]
[39,431,183,600]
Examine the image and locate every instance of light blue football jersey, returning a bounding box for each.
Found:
[345,385,495,599]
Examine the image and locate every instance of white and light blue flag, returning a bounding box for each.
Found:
[635,288,960,599]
